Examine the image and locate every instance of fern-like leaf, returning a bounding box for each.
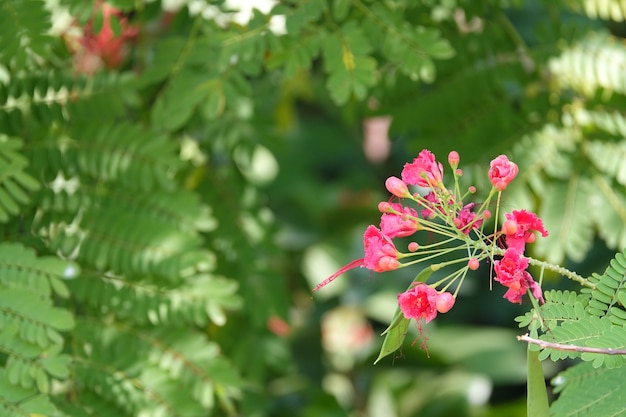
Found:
[586,252,626,317]
[69,272,241,326]
[567,0,626,21]
[534,177,596,263]
[70,320,242,416]
[0,0,54,67]
[0,369,60,417]
[0,242,76,405]
[549,31,626,96]
[0,135,40,223]
[551,361,626,416]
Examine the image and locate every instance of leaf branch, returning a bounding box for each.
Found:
[517,333,626,355]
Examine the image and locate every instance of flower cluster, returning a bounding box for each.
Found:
[314,149,548,329]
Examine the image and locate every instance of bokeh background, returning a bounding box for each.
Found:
[1,0,626,416]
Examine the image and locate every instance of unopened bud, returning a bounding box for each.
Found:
[408,242,419,252]
[448,151,460,168]
[378,201,392,213]
[468,186,476,193]
[385,176,410,198]
[436,292,455,313]
[468,258,480,270]
[378,256,399,271]
[483,210,492,219]
[502,219,518,235]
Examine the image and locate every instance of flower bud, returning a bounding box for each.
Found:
[408,242,419,252]
[448,151,460,168]
[502,219,518,235]
[378,201,392,213]
[378,256,399,271]
[385,176,410,198]
[436,292,455,313]
[468,258,480,270]
[483,210,492,219]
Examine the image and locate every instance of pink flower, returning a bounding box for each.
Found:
[488,155,518,191]
[453,202,482,234]
[402,150,444,188]
[398,284,439,323]
[380,203,419,238]
[503,210,548,253]
[363,226,399,272]
[494,248,543,304]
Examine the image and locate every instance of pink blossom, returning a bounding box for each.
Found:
[380,203,419,238]
[503,210,548,253]
[453,202,482,234]
[363,226,399,272]
[494,248,542,304]
[402,150,444,188]
[488,155,518,191]
[398,284,439,323]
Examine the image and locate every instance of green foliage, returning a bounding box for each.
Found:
[0,0,55,68]
[516,249,626,415]
[1,0,626,416]
[0,136,40,222]
[550,362,626,417]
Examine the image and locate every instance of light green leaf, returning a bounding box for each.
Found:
[374,267,434,364]
[527,348,549,417]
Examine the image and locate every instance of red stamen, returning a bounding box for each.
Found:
[312,258,364,292]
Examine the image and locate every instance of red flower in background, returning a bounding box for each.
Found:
[72,2,138,74]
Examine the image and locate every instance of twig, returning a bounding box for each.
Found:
[517,334,626,355]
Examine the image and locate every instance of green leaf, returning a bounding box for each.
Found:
[332,0,351,21]
[527,348,549,417]
[285,0,325,35]
[40,355,71,379]
[374,310,410,365]
[322,24,377,104]
[534,178,595,263]
[374,267,434,364]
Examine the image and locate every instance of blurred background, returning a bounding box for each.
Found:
[2,0,626,416]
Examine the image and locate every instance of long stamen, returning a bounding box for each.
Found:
[312,258,365,292]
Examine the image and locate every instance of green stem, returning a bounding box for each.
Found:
[472,241,595,289]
